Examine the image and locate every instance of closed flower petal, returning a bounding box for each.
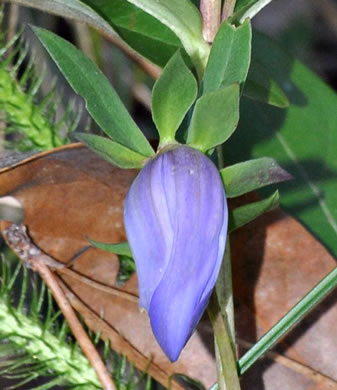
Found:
[124,145,228,361]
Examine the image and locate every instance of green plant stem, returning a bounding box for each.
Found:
[200,0,222,43]
[222,0,237,20]
[207,292,240,390]
[214,146,238,388]
[238,265,337,375]
[215,242,235,350]
[215,147,235,342]
[216,145,225,169]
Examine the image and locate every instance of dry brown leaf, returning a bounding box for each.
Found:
[0,144,216,389]
[1,144,337,390]
[231,209,337,390]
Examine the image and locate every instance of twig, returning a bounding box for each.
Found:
[3,224,117,390]
[238,338,337,389]
[132,83,152,111]
[3,0,161,81]
[200,0,221,43]
[73,21,96,62]
[222,0,237,21]
[101,33,161,80]
[33,262,116,390]
[2,223,184,390]
[58,266,139,304]
[2,224,138,303]
[58,279,184,390]
[7,3,19,42]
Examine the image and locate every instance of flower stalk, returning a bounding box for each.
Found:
[215,241,235,350]
[207,292,240,390]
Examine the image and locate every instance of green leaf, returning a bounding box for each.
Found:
[8,0,183,69]
[228,190,279,232]
[88,239,132,257]
[83,0,181,67]
[238,265,337,375]
[152,51,197,146]
[115,27,179,67]
[122,0,210,77]
[76,133,147,168]
[203,20,252,94]
[6,0,116,40]
[8,0,179,68]
[233,0,273,22]
[223,30,337,260]
[243,60,289,107]
[221,158,292,198]
[33,27,154,157]
[234,0,259,14]
[187,84,240,152]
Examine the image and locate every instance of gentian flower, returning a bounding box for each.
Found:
[124,145,228,361]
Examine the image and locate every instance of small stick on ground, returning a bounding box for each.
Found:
[58,266,139,304]
[3,223,117,390]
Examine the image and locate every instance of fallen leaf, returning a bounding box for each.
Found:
[231,208,337,390]
[2,144,337,390]
[0,144,216,389]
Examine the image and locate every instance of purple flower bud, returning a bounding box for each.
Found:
[124,145,228,361]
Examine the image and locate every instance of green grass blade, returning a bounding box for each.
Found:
[238,265,337,375]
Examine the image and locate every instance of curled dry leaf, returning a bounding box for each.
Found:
[1,144,337,390]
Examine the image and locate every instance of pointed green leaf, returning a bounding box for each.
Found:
[152,51,197,146]
[32,27,154,157]
[243,60,289,107]
[76,133,147,169]
[187,84,240,152]
[83,0,182,67]
[6,0,116,39]
[229,190,279,232]
[88,239,132,257]
[123,0,210,77]
[115,27,178,67]
[8,0,180,68]
[224,31,337,259]
[203,20,252,94]
[221,158,292,198]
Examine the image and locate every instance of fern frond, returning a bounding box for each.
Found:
[0,255,102,389]
[0,251,152,390]
[0,8,80,152]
